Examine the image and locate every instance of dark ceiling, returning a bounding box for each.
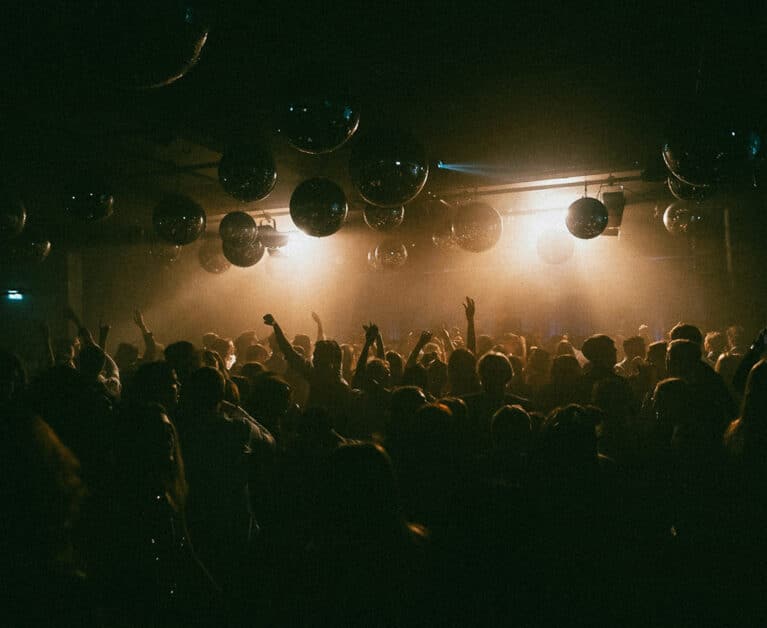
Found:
[3,1,766,230]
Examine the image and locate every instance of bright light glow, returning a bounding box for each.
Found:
[6,290,23,301]
[522,208,568,237]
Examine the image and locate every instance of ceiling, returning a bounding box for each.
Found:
[3,2,766,239]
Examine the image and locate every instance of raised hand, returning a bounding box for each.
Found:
[99,318,111,337]
[463,297,476,319]
[363,322,379,343]
[311,311,321,324]
[419,330,433,345]
[263,313,276,327]
[132,309,149,334]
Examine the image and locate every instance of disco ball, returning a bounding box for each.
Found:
[218,144,277,202]
[2,233,52,265]
[64,190,114,222]
[663,202,705,236]
[289,177,348,237]
[278,95,360,154]
[374,238,408,269]
[363,204,405,231]
[366,248,383,272]
[198,238,231,274]
[257,223,290,250]
[0,197,26,239]
[667,175,708,202]
[453,202,503,252]
[222,238,265,267]
[565,197,608,239]
[149,239,181,265]
[153,194,206,245]
[663,124,762,187]
[219,211,258,246]
[349,129,429,207]
[536,229,575,264]
[89,1,209,89]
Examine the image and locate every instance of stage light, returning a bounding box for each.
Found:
[5,290,24,301]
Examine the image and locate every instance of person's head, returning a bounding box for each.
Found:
[313,339,342,373]
[164,341,201,384]
[581,334,617,369]
[534,404,599,476]
[623,335,646,361]
[77,345,106,380]
[182,367,225,413]
[114,403,187,511]
[740,359,767,428]
[527,347,551,373]
[502,333,525,357]
[704,331,726,357]
[239,361,266,383]
[491,404,532,452]
[319,443,411,544]
[448,348,477,386]
[0,416,85,565]
[234,330,258,360]
[726,325,745,350]
[0,351,26,403]
[477,334,494,357]
[666,339,702,379]
[211,337,235,370]
[53,337,77,366]
[477,352,513,392]
[249,372,292,430]
[244,343,270,364]
[647,340,668,374]
[385,350,403,385]
[426,359,447,397]
[652,377,695,432]
[128,361,180,411]
[202,332,219,351]
[669,322,703,346]
[293,334,312,360]
[550,354,581,385]
[367,357,392,388]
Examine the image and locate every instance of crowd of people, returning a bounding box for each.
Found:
[1,297,766,626]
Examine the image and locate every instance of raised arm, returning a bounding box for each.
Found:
[311,311,326,342]
[352,323,378,388]
[64,305,96,347]
[263,314,312,379]
[39,321,54,369]
[406,330,433,372]
[374,327,385,360]
[463,297,476,355]
[133,309,158,362]
[98,318,110,354]
[439,323,455,358]
[732,327,767,396]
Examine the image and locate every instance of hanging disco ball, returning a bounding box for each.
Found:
[222,238,265,267]
[374,238,408,269]
[289,177,348,237]
[153,194,206,245]
[278,95,360,154]
[663,121,762,187]
[565,197,608,239]
[218,144,277,202]
[667,175,708,202]
[662,202,705,236]
[198,238,231,274]
[536,229,575,264]
[219,211,258,246]
[453,202,503,252]
[64,190,114,222]
[363,204,405,232]
[0,197,27,239]
[149,238,181,265]
[2,233,52,265]
[88,1,209,89]
[366,248,383,272]
[349,129,429,207]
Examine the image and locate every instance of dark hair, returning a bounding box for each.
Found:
[477,352,513,386]
[666,339,701,377]
[184,367,225,410]
[581,335,615,364]
[669,323,703,346]
[78,345,106,378]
